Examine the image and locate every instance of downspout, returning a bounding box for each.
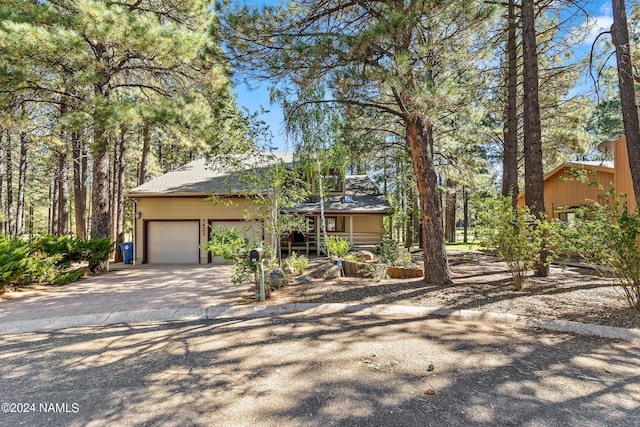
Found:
[131,198,138,265]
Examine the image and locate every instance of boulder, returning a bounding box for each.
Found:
[295,275,315,284]
[284,266,297,276]
[323,265,342,279]
[355,250,375,261]
[268,268,288,288]
[308,262,335,279]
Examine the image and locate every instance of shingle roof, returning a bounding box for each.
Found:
[290,175,391,214]
[127,153,294,197]
[127,154,390,214]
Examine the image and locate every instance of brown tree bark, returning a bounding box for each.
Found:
[51,177,59,235]
[445,183,456,243]
[15,132,28,235]
[502,0,519,207]
[138,122,151,186]
[405,185,416,249]
[463,187,469,243]
[111,127,126,262]
[611,0,640,202]
[5,130,14,238]
[72,132,87,239]
[406,114,452,285]
[56,146,69,235]
[522,0,548,277]
[91,122,110,240]
[0,130,5,235]
[90,42,112,241]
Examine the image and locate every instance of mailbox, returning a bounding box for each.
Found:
[249,247,264,262]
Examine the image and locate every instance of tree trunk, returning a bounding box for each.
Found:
[57,143,69,235]
[406,114,452,285]
[522,0,548,277]
[611,0,640,202]
[90,43,112,241]
[405,185,415,248]
[15,132,28,235]
[28,205,33,236]
[463,187,469,243]
[157,138,164,173]
[502,0,519,207]
[138,122,152,186]
[91,118,111,240]
[72,132,87,239]
[5,131,14,238]
[445,183,456,243]
[51,177,59,235]
[111,127,126,262]
[0,130,5,235]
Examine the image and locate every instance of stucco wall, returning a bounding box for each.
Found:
[132,196,258,264]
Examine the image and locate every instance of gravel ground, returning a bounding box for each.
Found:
[265,250,640,330]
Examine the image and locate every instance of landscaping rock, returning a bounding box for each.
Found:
[268,268,288,288]
[323,265,342,279]
[308,263,335,279]
[294,275,315,284]
[284,266,296,276]
[355,250,375,261]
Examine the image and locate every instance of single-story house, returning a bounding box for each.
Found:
[517,137,637,220]
[127,153,390,264]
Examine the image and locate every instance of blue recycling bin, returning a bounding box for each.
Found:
[120,242,134,264]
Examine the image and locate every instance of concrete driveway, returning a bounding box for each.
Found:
[0,264,241,327]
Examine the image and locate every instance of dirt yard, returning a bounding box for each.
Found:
[264,250,640,330]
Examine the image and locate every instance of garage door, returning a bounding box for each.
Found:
[147,221,199,264]
[209,220,262,264]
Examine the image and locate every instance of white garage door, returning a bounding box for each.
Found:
[147,221,199,264]
[209,221,262,264]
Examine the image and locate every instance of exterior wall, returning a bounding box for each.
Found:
[614,138,637,211]
[518,166,614,219]
[281,213,386,256]
[543,168,614,219]
[133,195,388,262]
[314,213,385,249]
[132,196,260,264]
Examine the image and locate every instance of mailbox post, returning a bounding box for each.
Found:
[249,246,265,301]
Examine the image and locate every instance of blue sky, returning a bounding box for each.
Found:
[231,1,616,150]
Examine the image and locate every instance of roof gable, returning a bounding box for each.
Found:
[128,153,294,197]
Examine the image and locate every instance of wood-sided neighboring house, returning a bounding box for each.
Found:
[127,153,390,264]
[517,137,636,221]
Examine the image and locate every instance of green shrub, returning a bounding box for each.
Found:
[0,235,106,288]
[287,251,308,274]
[0,236,33,288]
[53,268,86,286]
[33,235,82,267]
[375,238,411,267]
[207,227,272,284]
[78,238,113,272]
[359,263,388,281]
[557,196,640,310]
[324,236,351,257]
[474,196,556,290]
[0,236,60,288]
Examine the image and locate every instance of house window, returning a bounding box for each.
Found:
[320,168,343,193]
[326,216,345,232]
[558,212,576,225]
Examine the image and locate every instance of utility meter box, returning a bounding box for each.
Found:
[249,248,264,262]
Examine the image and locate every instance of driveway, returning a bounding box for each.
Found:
[0,265,240,325]
[0,314,638,426]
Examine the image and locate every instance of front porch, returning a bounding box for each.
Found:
[280,214,383,256]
